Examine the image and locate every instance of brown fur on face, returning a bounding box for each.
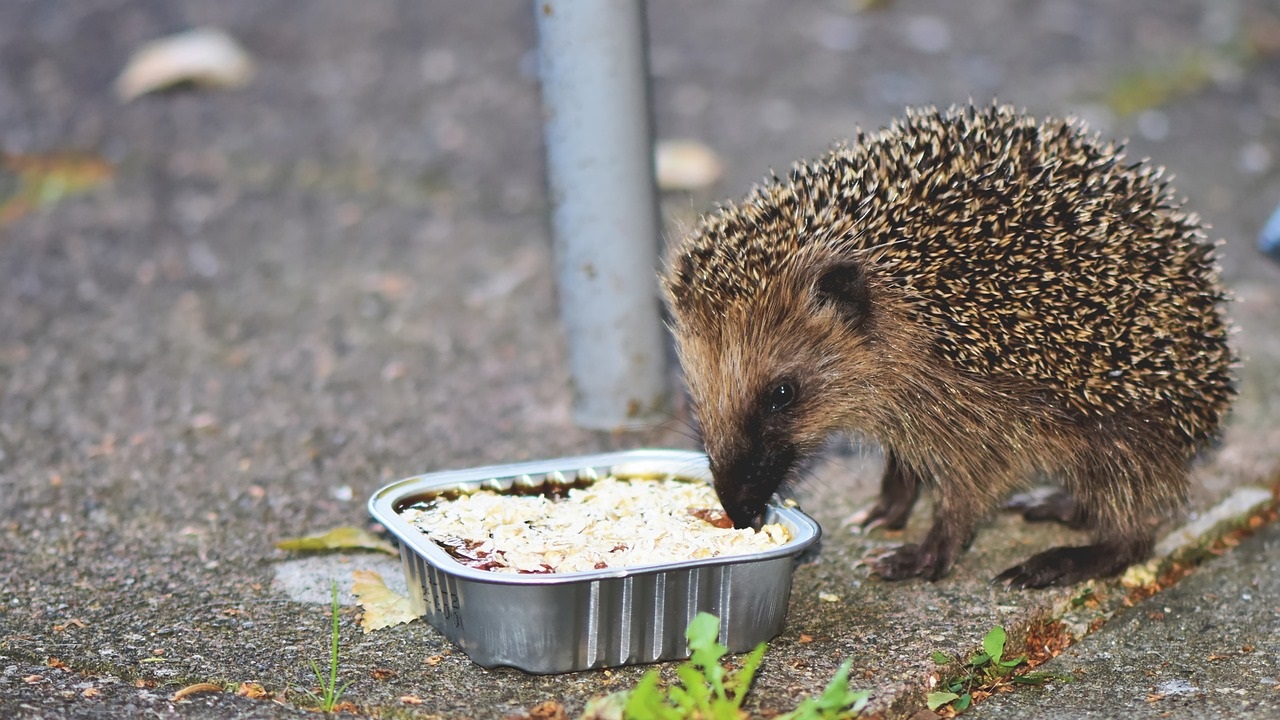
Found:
[662,103,1234,587]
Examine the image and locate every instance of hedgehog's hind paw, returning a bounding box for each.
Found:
[994,543,1144,589]
[1004,487,1088,529]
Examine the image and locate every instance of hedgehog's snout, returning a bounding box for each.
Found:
[711,462,767,529]
[720,495,766,531]
[710,444,796,531]
[712,461,772,530]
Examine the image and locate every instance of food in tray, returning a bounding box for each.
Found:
[400,475,791,574]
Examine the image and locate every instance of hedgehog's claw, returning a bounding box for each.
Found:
[866,543,926,580]
[868,542,952,582]
[868,535,961,582]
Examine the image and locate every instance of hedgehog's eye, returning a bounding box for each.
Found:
[765,382,797,414]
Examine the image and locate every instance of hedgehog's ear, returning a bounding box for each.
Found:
[815,261,870,330]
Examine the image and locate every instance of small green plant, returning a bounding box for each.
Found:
[623,613,868,719]
[625,613,764,719]
[926,626,1058,714]
[1069,586,1096,608]
[776,660,870,720]
[302,581,355,713]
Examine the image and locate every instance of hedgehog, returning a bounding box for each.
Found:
[661,103,1235,588]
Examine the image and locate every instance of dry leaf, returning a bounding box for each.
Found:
[1,152,113,224]
[352,569,417,632]
[235,682,268,699]
[171,682,223,701]
[580,692,629,720]
[655,139,723,191]
[116,27,254,102]
[526,700,570,720]
[400,695,424,705]
[274,526,397,555]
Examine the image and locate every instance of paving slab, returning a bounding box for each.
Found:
[968,512,1280,720]
[1,1,1279,719]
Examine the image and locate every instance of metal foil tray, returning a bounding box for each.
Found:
[367,449,821,674]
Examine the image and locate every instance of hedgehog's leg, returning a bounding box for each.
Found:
[849,448,921,531]
[992,534,1153,589]
[994,439,1181,588]
[869,480,980,582]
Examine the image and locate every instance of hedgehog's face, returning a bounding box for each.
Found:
[671,259,881,528]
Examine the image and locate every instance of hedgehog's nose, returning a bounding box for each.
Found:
[720,497,765,531]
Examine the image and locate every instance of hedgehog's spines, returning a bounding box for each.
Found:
[664,103,1235,452]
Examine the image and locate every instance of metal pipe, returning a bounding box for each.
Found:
[534,0,668,430]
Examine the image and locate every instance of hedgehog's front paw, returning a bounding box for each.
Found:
[847,494,913,533]
[868,543,927,580]
[849,451,921,533]
[868,542,953,581]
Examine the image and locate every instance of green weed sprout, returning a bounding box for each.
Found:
[624,613,868,720]
[303,581,355,713]
[777,659,870,720]
[927,625,1059,713]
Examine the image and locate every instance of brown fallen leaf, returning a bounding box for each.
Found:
[524,700,569,720]
[235,682,268,699]
[352,569,418,632]
[579,692,629,720]
[0,152,113,224]
[115,27,254,101]
[171,682,223,701]
[274,526,397,555]
[400,695,424,705]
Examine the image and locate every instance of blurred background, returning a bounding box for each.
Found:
[3,0,1278,527]
[3,2,1280,717]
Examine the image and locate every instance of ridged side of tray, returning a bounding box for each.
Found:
[401,545,796,671]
